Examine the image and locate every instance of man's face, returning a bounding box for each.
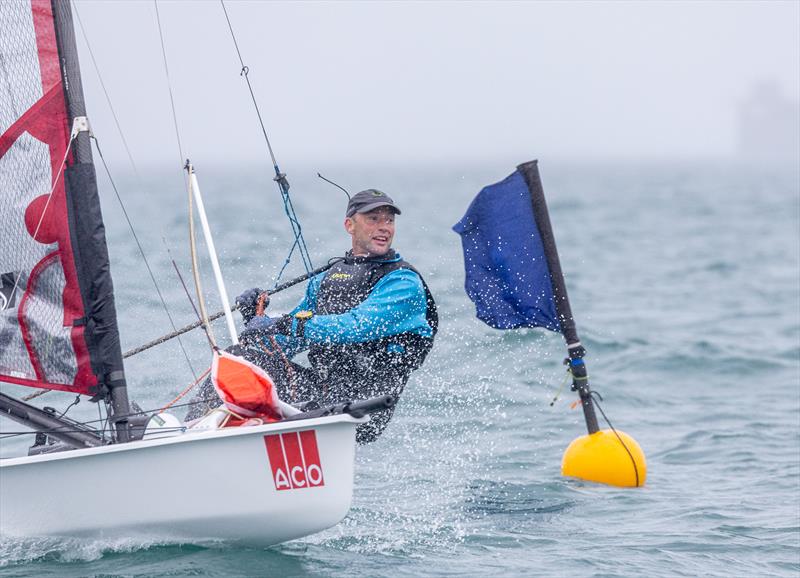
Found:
[345,206,396,257]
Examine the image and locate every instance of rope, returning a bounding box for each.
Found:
[549,369,571,406]
[256,337,297,402]
[589,390,641,487]
[277,187,314,276]
[158,366,211,413]
[21,389,49,402]
[55,395,81,419]
[554,367,641,486]
[273,237,301,288]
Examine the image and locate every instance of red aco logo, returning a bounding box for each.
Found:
[264,430,325,491]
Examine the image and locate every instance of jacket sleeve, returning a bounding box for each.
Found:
[260,272,324,357]
[301,269,431,344]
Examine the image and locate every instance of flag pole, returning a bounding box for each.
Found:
[517,161,599,434]
[517,160,645,488]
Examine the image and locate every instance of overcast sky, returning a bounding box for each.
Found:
[72,0,800,169]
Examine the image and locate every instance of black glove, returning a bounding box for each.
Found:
[235,287,265,323]
[240,314,293,342]
[272,314,294,336]
[240,314,279,341]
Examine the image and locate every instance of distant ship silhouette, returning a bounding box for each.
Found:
[738,81,800,162]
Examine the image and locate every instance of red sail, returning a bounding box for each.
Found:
[0,0,124,396]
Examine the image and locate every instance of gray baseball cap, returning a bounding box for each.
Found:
[345,189,402,217]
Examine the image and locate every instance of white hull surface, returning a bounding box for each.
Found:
[0,414,362,545]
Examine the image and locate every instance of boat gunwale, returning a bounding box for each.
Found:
[0,412,365,468]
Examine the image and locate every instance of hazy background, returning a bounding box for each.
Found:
[3,4,800,573]
[72,0,800,172]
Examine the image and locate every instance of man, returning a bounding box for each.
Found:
[187,189,437,443]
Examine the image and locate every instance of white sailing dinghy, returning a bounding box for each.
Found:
[0,0,389,545]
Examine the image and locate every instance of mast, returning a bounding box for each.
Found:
[52,0,130,441]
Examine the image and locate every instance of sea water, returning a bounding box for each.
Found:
[0,160,798,577]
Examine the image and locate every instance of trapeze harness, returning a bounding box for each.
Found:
[307,251,438,402]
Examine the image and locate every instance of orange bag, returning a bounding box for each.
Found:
[211,350,283,421]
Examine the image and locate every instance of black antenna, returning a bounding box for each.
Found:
[317,173,351,200]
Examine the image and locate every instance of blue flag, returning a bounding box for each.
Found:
[453,166,560,332]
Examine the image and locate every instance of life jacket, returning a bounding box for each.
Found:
[307,250,437,396]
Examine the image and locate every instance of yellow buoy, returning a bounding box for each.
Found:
[561,429,647,487]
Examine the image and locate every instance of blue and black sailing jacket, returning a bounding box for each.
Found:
[276,250,437,380]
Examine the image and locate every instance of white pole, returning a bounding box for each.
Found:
[188,165,239,346]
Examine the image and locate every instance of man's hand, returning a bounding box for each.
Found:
[240,314,293,341]
[235,287,267,323]
[256,291,271,317]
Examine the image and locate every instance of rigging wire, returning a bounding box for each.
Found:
[0,398,199,440]
[73,4,141,180]
[154,1,226,351]
[97,399,106,439]
[0,395,205,440]
[153,0,222,353]
[219,0,314,280]
[0,400,111,441]
[0,429,113,439]
[92,137,200,383]
[153,0,186,164]
[219,0,277,168]
[71,5,199,381]
[163,238,214,351]
[164,239,202,322]
[0,425,186,439]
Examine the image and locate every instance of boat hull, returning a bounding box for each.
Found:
[0,414,361,545]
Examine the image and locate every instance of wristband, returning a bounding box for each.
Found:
[294,310,313,337]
